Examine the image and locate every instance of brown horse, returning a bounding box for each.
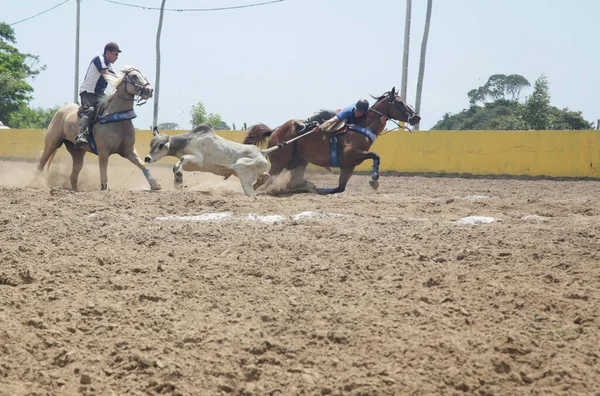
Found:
[244,87,420,194]
[35,67,160,191]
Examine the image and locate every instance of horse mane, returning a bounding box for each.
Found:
[371,91,393,104]
[190,123,214,134]
[97,65,137,107]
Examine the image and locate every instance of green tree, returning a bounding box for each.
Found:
[432,73,592,131]
[548,106,593,130]
[189,101,207,126]
[467,74,530,105]
[521,75,550,130]
[157,122,179,130]
[207,113,230,130]
[7,105,61,129]
[0,22,46,126]
[189,100,229,129]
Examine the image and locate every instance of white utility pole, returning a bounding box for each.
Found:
[73,0,80,103]
[153,0,166,130]
[401,0,412,100]
[415,0,433,131]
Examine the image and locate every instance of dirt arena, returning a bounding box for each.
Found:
[0,157,599,396]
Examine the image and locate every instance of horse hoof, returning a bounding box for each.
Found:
[150,181,162,191]
[369,180,379,190]
[316,187,336,195]
[371,172,380,181]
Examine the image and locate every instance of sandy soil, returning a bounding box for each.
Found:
[0,158,599,396]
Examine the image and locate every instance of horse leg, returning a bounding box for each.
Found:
[121,149,162,191]
[365,152,381,190]
[36,136,64,175]
[254,156,285,193]
[253,173,270,190]
[98,152,110,191]
[289,161,316,193]
[316,166,355,195]
[64,141,86,191]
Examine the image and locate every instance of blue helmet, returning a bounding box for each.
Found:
[355,99,369,113]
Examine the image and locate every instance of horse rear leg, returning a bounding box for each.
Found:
[36,137,64,174]
[316,165,356,195]
[121,149,161,190]
[65,141,86,191]
[289,161,316,193]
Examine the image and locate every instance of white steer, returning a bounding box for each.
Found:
[144,123,278,197]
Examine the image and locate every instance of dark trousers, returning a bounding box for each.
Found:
[77,92,101,135]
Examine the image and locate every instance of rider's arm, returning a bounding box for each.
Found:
[320,115,341,133]
[321,106,353,132]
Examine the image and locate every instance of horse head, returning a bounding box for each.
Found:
[371,87,421,127]
[119,67,154,105]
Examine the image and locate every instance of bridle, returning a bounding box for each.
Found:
[118,69,151,106]
[367,94,418,132]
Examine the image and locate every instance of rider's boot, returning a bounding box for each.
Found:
[74,115,91,148]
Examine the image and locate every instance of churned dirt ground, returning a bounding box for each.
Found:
[0,158,599,396]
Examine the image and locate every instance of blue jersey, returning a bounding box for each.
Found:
[335,105,362,124]
[80,55,113,95]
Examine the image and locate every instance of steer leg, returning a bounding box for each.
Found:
[237,170,258,197]
[173,154,200,189]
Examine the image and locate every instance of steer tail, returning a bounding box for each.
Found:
[243,123,273,147]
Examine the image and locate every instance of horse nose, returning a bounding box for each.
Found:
[144,156,152,163]
[146,87,154,98]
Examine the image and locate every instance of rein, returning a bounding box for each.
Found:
[117,69,151,106]
[367,96,416,133]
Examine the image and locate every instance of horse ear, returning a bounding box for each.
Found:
[391,86,396,96]
[153,126,159,136]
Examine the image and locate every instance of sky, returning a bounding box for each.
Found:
[2,0,599,131]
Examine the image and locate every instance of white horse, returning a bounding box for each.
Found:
[35,67,161,191]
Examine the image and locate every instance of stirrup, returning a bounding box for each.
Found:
[74,134,89,148]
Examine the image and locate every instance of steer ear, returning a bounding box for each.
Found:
[153,126,159,137]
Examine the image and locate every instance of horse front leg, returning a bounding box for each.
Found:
[122,149,161,190]
[365,152,381,190]
[316,166,355,195]
[98,152,109,191]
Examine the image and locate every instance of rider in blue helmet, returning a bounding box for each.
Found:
[320,99,369,134]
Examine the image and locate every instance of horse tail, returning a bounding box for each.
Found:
[243,123,273,147]
[46,150,58,170]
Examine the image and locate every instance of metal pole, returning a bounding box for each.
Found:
[153,0,166,130]
[414,0,433,131]
[73,0,80,103]
[401,0,411,100]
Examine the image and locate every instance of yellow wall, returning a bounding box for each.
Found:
[1,129,599,178]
